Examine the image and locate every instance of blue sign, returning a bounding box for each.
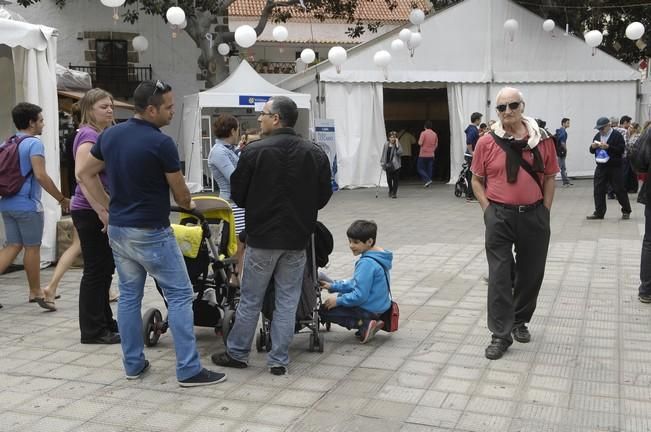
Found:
[238,95,271,106]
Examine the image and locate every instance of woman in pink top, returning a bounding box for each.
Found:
[417,121,438,187]
[70,88,120,344]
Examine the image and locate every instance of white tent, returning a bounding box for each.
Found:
[181,60,311,188]
[0,15,60,262]
[278,0,640,188]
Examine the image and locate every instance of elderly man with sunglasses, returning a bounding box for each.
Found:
[470,87,559,360]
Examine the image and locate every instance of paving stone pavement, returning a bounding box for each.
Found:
[1,179,650,432]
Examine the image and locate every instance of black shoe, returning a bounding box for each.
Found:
[622,213,631,220]
[586,214,604,220]
[269,366,287,376]
[178,368,227,387]
[0,303,3,309]
[126,360,150,380]
[485,337,511,360]
[211,351,247,369]
[512,325,531,343]
[639,294,651,303]
[81,332,121,344]
[608,194,616,200]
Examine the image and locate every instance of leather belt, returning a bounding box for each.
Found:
[489,200,543,213]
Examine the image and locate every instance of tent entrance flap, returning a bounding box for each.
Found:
[383,88,451,182]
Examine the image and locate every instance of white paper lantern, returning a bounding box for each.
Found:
[504,19,518,33]
[409,32,423,49]
[272,26,289,42]
[217,43,230,56]
[100,0,125,7]
[542,19,555,33]
[373,50,392,67]
[584,30,603,48]
[300,48,316,64]
[626,22,645,41]
[166,6,185,26]
[409,8,425,26]
[398,28,412,42]
[234,25,257,48]
[328,46,347,73]
[132,35,148,52]
[391,39,405,52]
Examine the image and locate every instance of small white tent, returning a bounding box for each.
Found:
[0,14,60,262]
[278,0,640,188]
[181,60,311,188]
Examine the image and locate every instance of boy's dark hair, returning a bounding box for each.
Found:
[346,220,377,246]
[12,102,42,130]
[424,120,433,129]
[471,112,482,123]
[133,80,172,112]
[213,113,239,138]
[620,115,632,125]
[561,117,570,125]
[479,122,487,129]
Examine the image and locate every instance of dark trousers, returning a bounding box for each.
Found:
[72,209,116,340]
[386,169,399,196]
[417,157,433,183]
[641,205,651,296]
[484,203,550,343]
[465,156,474,198]
[319,306,379,330]
[593,163,631,216]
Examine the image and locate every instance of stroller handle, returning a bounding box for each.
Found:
[170,206,206,222]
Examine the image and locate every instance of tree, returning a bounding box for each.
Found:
[431,0,650,65]
[17,0,399,88]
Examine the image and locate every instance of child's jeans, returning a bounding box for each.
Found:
[319,306,380,330]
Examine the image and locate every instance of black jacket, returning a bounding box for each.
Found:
[590,129,625,168]
[231,127,332,250]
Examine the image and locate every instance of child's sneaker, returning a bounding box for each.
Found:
[360,320,383,344]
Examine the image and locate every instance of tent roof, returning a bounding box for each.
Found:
[279,0,639,87]
[0,17,57,51]
[189,60,310,109]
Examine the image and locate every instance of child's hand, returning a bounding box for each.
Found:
[323,295,337,310]
[319,280,331,291]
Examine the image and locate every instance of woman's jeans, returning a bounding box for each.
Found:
[226,246,306,368]
[640,205,651,296]
[107,225,202,381]
[71,210,116,341]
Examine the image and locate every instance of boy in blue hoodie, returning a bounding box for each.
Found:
[319,220,392,343]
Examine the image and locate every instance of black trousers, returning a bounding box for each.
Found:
[465,156,474,198]
[593,163,631,216]
[71,209,116,340]
[641,205,651,296]
[484,203,550,342]
[386,169,399,196]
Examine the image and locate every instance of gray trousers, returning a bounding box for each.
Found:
[484,203,551,342]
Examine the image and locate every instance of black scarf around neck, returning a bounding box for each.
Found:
[506,139,544,183]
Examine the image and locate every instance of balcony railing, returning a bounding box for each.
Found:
[252,61,296,74]
[69,64,152,99]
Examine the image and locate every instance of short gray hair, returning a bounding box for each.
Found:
[269,96,298,128]
[495,87,525,104]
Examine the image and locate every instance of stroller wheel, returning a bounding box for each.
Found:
[221,308,235,346]
[265,332,272,352]
[454,182,464,197]
[142,308,163,347]
[325,322,331,332]
[308,333,315,352]
[317,334,324,353]
[256,330,265,352]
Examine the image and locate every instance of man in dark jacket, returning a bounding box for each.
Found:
[212,96,332,375]
[587,116,632,220]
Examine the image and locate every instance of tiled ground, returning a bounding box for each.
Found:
[1,179,650,431]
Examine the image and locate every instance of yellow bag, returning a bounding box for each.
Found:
[171,224,203,258]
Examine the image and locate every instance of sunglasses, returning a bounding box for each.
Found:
[496,101,522,112]
[152,79,167,97]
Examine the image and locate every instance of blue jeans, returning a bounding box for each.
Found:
[319,306,379,330]
[559,156,570,184]
[641,205,651,296]
[417,157,434,183]
[107,226,202,381]
[227,246,306,368]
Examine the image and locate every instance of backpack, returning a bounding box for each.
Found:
[0,135,33,197]
[552,131,565,158]
[628,130,651,174]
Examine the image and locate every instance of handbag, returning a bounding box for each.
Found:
[364,256,399,332]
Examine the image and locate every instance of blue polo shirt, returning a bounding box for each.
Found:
[90,118,181,228]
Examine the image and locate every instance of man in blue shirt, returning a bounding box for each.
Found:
[555,118,572,186]
[464,112,482,201]
[77,80,226,387]
[0,103,69,310]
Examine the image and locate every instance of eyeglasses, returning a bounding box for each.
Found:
[152,79,167,97]
[496,101,522,112]
[259,111,277,117]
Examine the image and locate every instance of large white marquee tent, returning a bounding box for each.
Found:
[181,60,311,188]
[278,0,640,188]
[0,14,60,262]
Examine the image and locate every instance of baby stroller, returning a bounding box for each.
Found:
[256,221,334,353]
[454,161,470,198]
[142,194,239,347]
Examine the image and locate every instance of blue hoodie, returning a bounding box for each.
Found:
[330,249,393,314]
